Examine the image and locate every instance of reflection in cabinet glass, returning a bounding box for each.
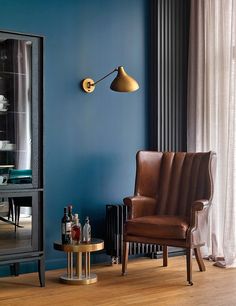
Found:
[0,30,44,287]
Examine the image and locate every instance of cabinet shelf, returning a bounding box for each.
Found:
[0,71,27,76]
[0,149,15,152]
[0,150,28,153]
[0,110,27,115]
[0,164,14,169]
[8,111,27,114]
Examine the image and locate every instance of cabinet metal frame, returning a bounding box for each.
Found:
[0,30,44,286]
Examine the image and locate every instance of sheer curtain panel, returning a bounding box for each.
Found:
[187,0,236,267]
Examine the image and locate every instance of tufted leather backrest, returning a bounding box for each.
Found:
[134,151,216,218]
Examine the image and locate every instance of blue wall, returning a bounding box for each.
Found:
[0,0,148,272]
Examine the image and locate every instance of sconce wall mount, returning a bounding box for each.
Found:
[81,66,139,93]
[82,78,96,93]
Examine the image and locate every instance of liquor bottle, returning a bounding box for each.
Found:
[82,216,91,243]
[71,213,81,244]
[61,207,72,244]
[67,204,74,222]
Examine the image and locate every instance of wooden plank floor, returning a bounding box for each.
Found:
[0,255,236,306]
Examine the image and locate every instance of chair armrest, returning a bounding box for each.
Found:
[189,199,210,230]
[123,196,157,219]
[192,199,209,212]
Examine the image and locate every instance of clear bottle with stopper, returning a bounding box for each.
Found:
[83,216,91,243]
[71,213,82,244]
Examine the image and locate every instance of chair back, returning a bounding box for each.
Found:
[135,151,216,218]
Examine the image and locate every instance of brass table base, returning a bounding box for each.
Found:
[60,273,97,285]
[54,239,104,286]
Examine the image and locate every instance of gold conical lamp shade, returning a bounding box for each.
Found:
[110,66,139,92]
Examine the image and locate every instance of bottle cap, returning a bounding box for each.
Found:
[74,213,78,219]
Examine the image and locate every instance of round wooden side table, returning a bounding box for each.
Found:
[54,238,104,285]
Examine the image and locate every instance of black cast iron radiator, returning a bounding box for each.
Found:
[105,204,161,264]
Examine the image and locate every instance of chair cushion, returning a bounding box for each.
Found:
[125,215,189,240]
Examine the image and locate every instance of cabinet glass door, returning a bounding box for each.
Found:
[0,35,37,187]
[0,191,41,254]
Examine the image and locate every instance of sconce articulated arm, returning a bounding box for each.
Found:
[93,68,117,86]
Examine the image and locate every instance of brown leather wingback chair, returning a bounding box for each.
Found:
[122,151,216,285]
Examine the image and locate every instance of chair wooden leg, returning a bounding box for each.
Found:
[186,248,193,285]
[14,205,20,232]
[163,245,168,267]
[122,242,129,276]
[194,246,206,272]
[8,199,13,221]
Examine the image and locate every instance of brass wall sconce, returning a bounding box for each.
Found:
[81,66,139,93]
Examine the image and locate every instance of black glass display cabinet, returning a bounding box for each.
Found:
[0,30,44,286]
